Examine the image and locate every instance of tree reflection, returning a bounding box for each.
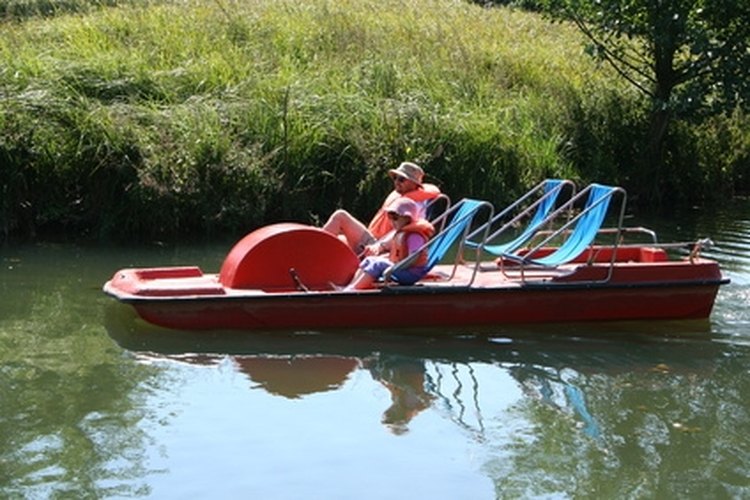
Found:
[483,335,750,498]
[1,303,157,498]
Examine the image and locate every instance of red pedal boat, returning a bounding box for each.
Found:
[103,182,729,331]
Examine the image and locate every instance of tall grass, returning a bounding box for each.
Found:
[0,0,744,241]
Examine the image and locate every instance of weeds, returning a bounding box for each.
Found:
[0,0,745,241]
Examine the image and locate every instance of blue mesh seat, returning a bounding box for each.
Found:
[480,179,570,256]
[504,183,619,267]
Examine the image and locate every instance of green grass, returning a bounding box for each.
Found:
[0,0,744,241]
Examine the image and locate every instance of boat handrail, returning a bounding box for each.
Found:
[466,178,576,256]
[384,198,494,286]
[527,225,658,245]
[602,239,709,253]
[424,193,452,232]
[605,226,657,243]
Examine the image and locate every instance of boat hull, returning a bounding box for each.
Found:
[126,284,721,331]
[105,260,727,331]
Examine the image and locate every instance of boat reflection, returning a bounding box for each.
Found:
[105,302,720,437]
[235,354,434,434]
[235,355,360,399]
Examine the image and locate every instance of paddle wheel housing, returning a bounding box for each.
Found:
[219,223,359,291]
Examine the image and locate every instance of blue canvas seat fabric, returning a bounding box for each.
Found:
[514,183,615,267]
[425,199,484,270]
[481,179,566,256]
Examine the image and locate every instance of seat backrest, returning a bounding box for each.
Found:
[526,183,615,267]
[481,178,570,256]
[424,193,451,227]
[529,179,565,228]
[425,198,485,270]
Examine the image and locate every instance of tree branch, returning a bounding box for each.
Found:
[569,11,655,98]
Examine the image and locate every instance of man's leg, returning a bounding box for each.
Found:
[323,209,374,252]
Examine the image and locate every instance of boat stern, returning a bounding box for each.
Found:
[103,266,227,301]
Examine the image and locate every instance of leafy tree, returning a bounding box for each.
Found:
[535,0,750,199]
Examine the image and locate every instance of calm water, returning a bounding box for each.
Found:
[2,201,749,499]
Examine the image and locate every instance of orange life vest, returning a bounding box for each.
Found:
[389,219,435,268]
[367,184,441,239]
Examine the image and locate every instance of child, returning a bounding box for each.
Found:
[344,197,435,290]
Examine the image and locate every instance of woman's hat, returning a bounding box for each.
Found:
[387,197,419,221]
[388,162,424,186]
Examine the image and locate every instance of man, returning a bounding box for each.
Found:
[322,161,441,254]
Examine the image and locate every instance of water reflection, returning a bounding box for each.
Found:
[510,365,602,440]
[237,355,360,399]
[106,307,750,498]
[105,302,726,444]
[127,349,436,435]
[0,321,157,498]
[237,354,435,434]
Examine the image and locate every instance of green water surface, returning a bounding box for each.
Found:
[1,203,749,499]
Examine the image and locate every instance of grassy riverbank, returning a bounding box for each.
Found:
[1,0,747,241]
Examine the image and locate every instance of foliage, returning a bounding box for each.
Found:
[0,0,746,241]
[537,0,750,115]
[0,0,149,20]
[532,0,750,201]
